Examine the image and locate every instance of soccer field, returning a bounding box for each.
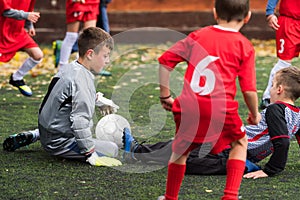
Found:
[0,42,300,200]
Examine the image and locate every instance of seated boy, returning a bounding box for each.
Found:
[3,27,121,167]
[123,66,300,179]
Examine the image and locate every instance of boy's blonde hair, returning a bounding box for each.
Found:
[78,27,113,57]
[275,66,300,101]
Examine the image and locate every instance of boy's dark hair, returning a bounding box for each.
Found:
[78,27,113,57]
[276,66,300,101]
[215,0,249,22]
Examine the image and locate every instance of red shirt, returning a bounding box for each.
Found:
[158,26,256,142]
[0,0,37,62]
[280,0,300,19]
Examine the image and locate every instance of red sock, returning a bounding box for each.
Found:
[222,159,245,200]
[165,162,186,200]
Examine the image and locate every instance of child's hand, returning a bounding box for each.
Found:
[243,170,268,179]
[247,112,261,125]
[266,14,280,30]
[28,28,36,37]
[95,92,119,115]
[159,96,174,112]
[27,12,40,23]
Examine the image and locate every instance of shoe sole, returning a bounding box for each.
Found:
[3,134,31,151]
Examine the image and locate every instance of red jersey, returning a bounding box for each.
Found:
[158,26,256,143]
[0,0,37,62]
[279,0,300,19]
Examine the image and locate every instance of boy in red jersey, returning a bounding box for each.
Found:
[58,0,100,69]
[260,0,300,109]
[0,0,43,96]
[157,0,260,199]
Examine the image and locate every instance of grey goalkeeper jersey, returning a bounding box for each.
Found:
[38,61,96,156]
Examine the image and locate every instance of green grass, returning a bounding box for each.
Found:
[1,45,300,200]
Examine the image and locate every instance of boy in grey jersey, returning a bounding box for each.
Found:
[3,27,121,167]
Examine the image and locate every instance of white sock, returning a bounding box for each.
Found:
[13,57,42,80]
[27,129,40,143]
[59,32,78,69]
[262,59,291,99]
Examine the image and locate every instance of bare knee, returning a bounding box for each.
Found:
[31,48,44,61]
[26,47,44,61]
[229,136,247,160]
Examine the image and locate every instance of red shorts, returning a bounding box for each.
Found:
[172,106,246,155]
[66,3,99,23]
[211,115,246,154]
[276,16,300,60]
[0,35,37,62]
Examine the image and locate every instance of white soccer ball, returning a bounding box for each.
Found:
[95,114,131,147]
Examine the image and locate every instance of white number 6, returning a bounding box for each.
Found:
[190,55,219,96]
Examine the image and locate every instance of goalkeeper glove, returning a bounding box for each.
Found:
[86,152,122,167]
[95,92,119,116]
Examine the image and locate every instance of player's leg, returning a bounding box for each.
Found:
[260,16,298,109]
[68,20,95,57]
[186,148,228,175]
[122,126,172,164]
[10,47,43,96]
[82,20,97,30]
[132,140,173,165]
[160,139,198,200]
[99,5,110,33]
[222,135,247,200]
[122,127,139,162]
[92,138,119,158]
[160,153,188,200]
[3,129,40,151]
[58,22,80,69]
[96,2,104,29]
[48,139,118,162]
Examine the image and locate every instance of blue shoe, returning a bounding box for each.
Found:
[3,133,33,152]
[122,128,139,163]
[246,159,261,172]
[52,40,62,68]
[123,128,135,153]
[9,74,32,97]
[99,70,112,76]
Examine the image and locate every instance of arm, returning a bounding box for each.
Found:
[159,64,174,112]
[3,9,40,23]
[244,104,290,179]
[266,0,279,16]
[3,9,28,20]
[263,104,290,176]
[265,0,280,30]
[243,91,261,125]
